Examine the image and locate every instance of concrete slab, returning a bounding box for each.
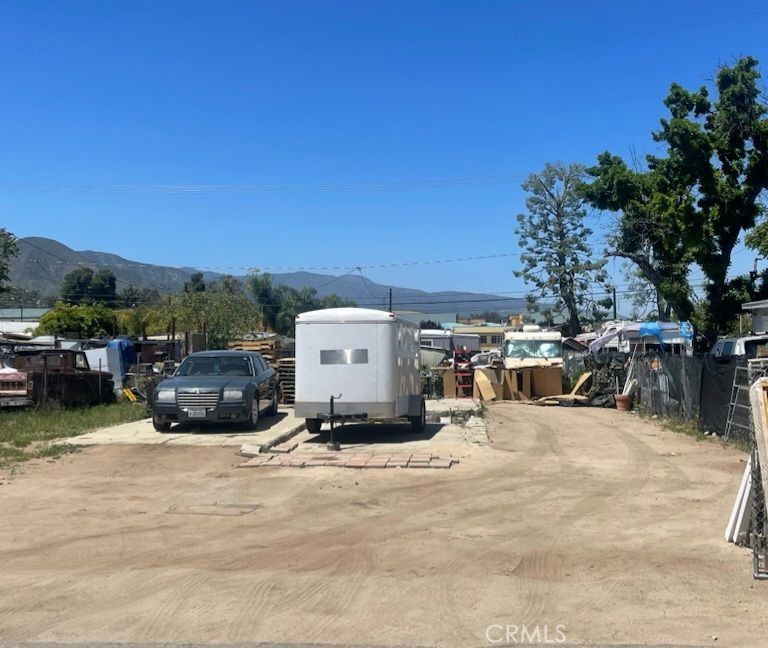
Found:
[64,406,304,449]
[426,397,479,413]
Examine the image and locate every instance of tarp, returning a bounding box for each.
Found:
[589,321,694,353]
[107,338,136,377]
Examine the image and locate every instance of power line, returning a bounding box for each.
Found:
[17,238,175,292]
[0,173,530,195]
[2,284,714,311]
[14,249,523,272]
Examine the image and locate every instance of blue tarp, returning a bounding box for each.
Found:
[107,338,136,378]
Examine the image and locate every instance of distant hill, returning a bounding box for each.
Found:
[8,237,526,316]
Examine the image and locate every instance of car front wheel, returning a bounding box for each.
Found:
[153,414,171,432]
[245,395,260,430]
[265,386,278,416]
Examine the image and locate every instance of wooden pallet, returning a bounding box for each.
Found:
[229,338,293,369]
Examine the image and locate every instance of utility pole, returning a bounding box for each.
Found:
[612,286,618,321]
[388,288,392,313]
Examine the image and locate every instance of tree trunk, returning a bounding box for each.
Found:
[609,251,692,322]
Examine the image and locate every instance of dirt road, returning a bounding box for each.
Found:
[0,404,763,647]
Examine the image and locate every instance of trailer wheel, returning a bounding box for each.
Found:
[153,414,171,432]
[409,399,426,433]
[305,418,322,435]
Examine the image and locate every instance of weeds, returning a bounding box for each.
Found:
[654,414,752,453]
[0,401,147,468]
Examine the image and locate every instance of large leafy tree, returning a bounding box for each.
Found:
[36,303,117,338]
[118,285,162,308]
[247,272,355,335]
[0,228,18,293]
[172,287,260,350]
[60,267,118,305]
[515,162,610,336]
[89,269,118,306]
[183,272,206,293]
[61,267,95,304]
[585,56,768,334]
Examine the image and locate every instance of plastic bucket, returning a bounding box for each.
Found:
[615,394,631,412]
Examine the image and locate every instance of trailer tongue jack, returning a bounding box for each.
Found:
[327,394,342,451]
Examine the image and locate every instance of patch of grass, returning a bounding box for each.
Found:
[658,415,752,453]
[33,443,80,459]
[662,417,709,442]
[0,401,147,468]
[0,444,28,469]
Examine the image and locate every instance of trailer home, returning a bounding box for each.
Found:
[294,308,425,434]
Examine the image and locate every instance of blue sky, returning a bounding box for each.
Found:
[1,0,767,301]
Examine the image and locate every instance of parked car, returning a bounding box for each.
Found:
[150,350,278,432]
[710,334,768,360]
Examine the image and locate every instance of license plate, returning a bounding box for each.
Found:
[187,408,206,418]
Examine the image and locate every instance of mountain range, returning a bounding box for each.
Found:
[8,237,526,317]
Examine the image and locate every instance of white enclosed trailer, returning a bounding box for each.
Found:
[294,307,425,434]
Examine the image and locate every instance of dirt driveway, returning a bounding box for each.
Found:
[0,403,764,647]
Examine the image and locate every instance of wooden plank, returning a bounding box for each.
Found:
[547,394,589,402]
[750,380,768,502]
[570,371,593,396]
[474,372,497,401]
[725,456,752,542]
[442,369,456,399]
[733,473,754,545]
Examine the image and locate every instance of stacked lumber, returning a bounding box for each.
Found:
[277,357,296,404]
[228,336,293,368]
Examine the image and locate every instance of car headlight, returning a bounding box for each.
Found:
[222,388,244,401]
[155,389,175,402]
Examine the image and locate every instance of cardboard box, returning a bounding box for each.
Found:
[441,368,455,398]
[531,366,563,398]
[501,369,532,400]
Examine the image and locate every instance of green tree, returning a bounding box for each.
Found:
[420,320,443,329]
[515,162,610,337]
[61,267,95,304]
[247,272,280,331]
[118,285,163,308]
[119,304,167,337]
[585,57,768,334]
[211,274,242,294]
[184,272,206,293]
[36,302,117,338]
[89,269,117,306]
[171,289,259,349]
[617,254,671,321]
[0,228,18,293]
[469,311,502,323]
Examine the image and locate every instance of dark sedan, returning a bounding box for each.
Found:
[150,350,278,432]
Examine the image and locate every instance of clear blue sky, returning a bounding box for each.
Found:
[1,0,766,299]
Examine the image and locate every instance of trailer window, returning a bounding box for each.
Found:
[320,349,369,364]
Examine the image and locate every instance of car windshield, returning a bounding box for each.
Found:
[176,355,252,376]
[503,339,562,359]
